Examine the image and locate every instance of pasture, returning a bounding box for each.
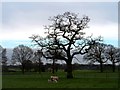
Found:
[2,70,119,88]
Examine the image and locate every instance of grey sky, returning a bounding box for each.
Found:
[1,2,118,48]
[1,0,119,2]
[2,2,117,25]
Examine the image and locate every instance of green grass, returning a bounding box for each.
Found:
[2,70,119,88]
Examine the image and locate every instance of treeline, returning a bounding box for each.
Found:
[0,43,120,74]
[2,63,119,73]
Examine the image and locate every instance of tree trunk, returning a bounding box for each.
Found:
[22,64,25,74]
[66,62,73,79]
[100,62,103,73]
[38,58,41,74]
[52,59,55,74]
[112,61,115,72]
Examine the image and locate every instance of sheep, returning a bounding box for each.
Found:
[48,76,59,83]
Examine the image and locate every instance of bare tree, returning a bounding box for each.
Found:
[115,48,120,64]
[12,45,33,74]
[0,45,2,52]
[1,48,8,72]
[46,48,65,74]
[33,50,43,73]
[83,43,107,72]
[30,12,101,78]
[105,45,120,72]
[2,48,8,65]
[0,45,3,64]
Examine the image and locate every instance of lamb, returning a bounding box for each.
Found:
[48,76,59,83]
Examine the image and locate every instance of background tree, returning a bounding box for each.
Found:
[83,42,107,72]
[23,60,33,72]
[45,48,66,74]
[115,48,120,64]
[2,49,7,65]
[0,45,3,73]
[30,12,101,78]
[0,45,3,64]
[33,50,43,73]
[105,45,120,72]
[12,45,33,74]
[2,48,8,72]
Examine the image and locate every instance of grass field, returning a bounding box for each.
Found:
[2,70,119,88]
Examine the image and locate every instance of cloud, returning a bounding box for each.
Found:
[2,2,117,29]
[1,2,118,48]
[84,22,118,40]
[1,25,46,40]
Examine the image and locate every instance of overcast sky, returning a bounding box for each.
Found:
[0,2,118,48]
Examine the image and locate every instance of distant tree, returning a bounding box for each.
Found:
[33,50,43,73]
[45,47,66,74]
[23,60,33,72]
[0,45,2,52]
[30,12,101,78]
[105,45,120,72]
[83,43,107,72]
[2,49,7,65]
[12,45,33,74]
[115,48,120,64]
[0,45,3,64]
[105,45,118,72]
[1,48,8,72]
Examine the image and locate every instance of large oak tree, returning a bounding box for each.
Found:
[30,12,101,78]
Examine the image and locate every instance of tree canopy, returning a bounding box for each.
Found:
[30,12,102,78]
[83,42,107,72]
[12,45,33,74]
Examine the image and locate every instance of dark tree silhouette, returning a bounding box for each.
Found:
[105,45,120,72]
[23,60,33,72]
[12,45,33,74]
[83,42,107,72]
[1,49,7,65]
[44,46,66,74]
[2,48,8,71]
[0,45,2,65]
[33,50,43,73]
[30,12,101,78]
[0,45,3,58]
